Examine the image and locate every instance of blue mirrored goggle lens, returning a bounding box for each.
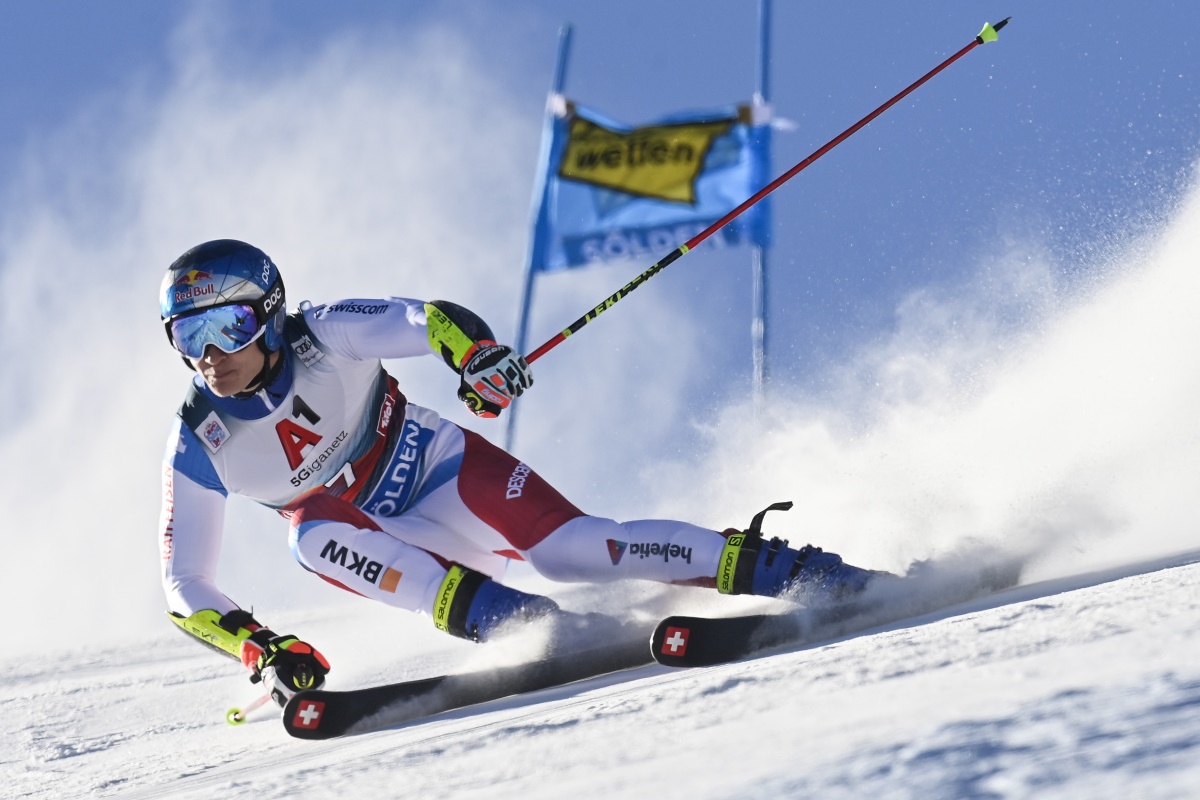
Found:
[169,304,263,359]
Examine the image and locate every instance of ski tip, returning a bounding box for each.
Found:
[977,17,1012,44]
[652,618,699,668]
[283,691,336,740]
[651,614,778,668]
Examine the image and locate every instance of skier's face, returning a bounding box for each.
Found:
[190,343,269,396]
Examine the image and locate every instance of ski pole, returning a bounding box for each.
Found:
[227,693,273,726]
[525,18,1011,365]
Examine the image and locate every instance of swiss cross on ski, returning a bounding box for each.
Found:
[662,627,690,656]
[293,699,325,729]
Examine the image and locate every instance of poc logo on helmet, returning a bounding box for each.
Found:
[263,285,284,316]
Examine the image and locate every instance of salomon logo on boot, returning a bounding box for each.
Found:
[716,502,878,600]
[431,565,560,642]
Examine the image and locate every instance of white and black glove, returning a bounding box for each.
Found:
[458,342,533,418]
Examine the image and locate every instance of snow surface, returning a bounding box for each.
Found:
[6,551,1200,799]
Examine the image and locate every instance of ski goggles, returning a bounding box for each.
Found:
[166,303,265,360]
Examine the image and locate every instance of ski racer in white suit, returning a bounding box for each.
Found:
[159,240,876,707]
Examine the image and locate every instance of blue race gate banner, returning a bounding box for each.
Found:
[529,96,771,273]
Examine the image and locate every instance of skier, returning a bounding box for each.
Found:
[159,239,879,707]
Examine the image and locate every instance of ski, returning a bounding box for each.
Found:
[283,633,654,739]
[281,555,1028,735]
[652,557,1026,668]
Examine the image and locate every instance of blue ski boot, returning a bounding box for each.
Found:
[432,565,561,642]
[716,501,882,601]
[431,564,632,648]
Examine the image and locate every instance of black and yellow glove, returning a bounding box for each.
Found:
[247,631,331,708]
[167,609,330,708]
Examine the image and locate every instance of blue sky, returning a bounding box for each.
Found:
[3,1,1195,380]
[2,1,1198,646]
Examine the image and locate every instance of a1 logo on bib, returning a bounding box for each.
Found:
[276,395,322,469]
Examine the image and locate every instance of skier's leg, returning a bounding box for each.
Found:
[445,427,728,579]
[524,515,728,586]
[440,430,756,590]
[288,493,556,641]
[288,492,450,612]
[417,428,880,605]
[530,514,882,600]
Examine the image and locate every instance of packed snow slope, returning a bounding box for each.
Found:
[6,551,1200,799]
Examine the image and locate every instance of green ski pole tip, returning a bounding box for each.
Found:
[977,17,1012,44]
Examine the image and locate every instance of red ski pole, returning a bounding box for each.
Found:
[526,18,1010,364]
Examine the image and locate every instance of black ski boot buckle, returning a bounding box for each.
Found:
[746,501,793,539]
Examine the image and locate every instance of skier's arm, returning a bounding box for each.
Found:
[160,420,237,625]
[160,421,283,663]
[425,300,533,418]
[300,296,434,360]
[160,421,330,705]
[305,296,533,418]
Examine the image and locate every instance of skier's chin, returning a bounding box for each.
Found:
[203,372,250,397]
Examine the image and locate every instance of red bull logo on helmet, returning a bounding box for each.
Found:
[173,270,216,303]
[174,269,212,286]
